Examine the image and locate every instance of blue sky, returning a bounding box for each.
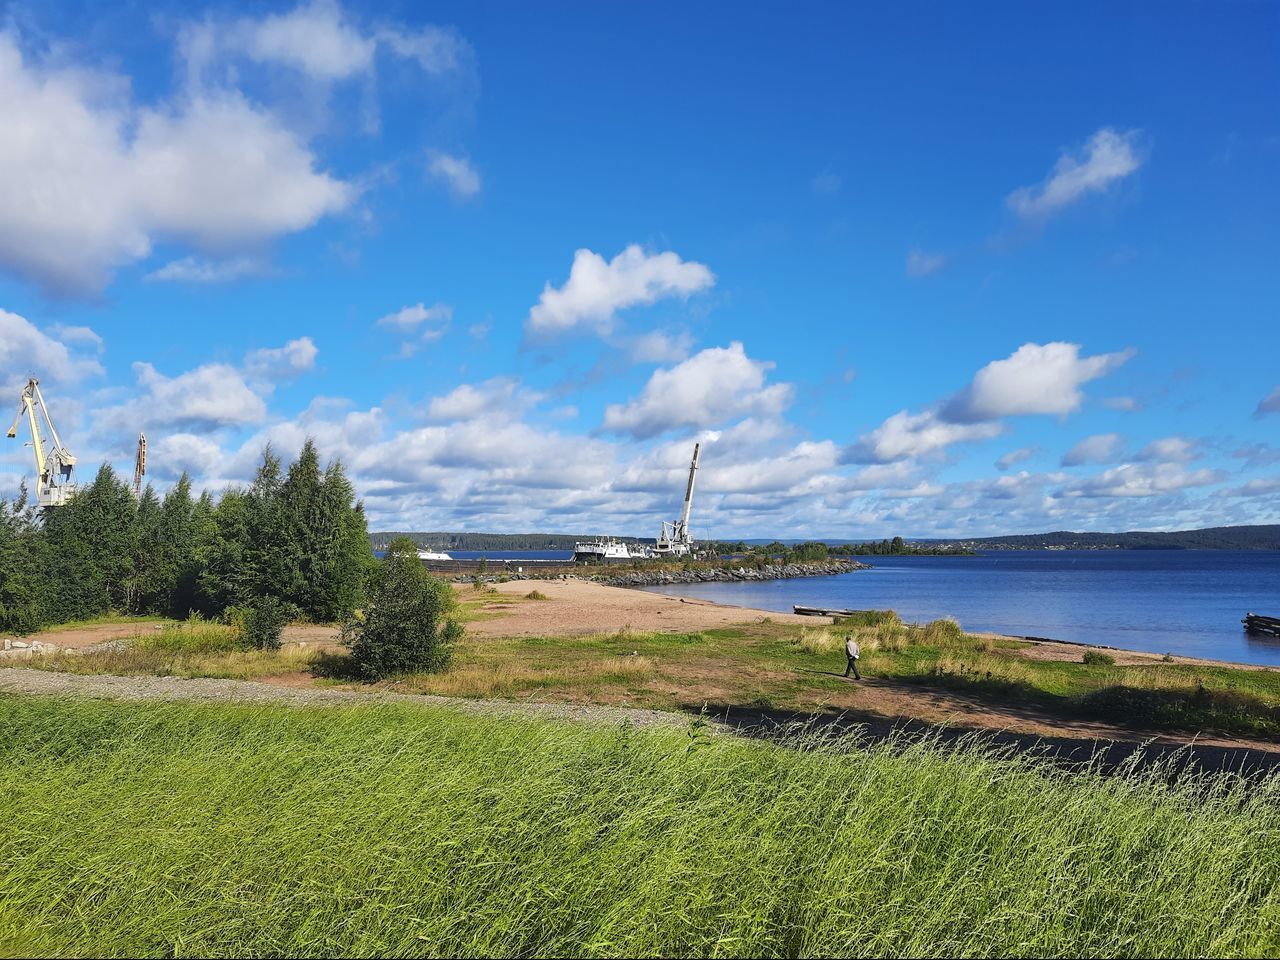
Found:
[1,0,1277,537]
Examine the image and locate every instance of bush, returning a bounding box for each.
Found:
[525,590,549,601]
[1083,649,1116,666]
[836,609,900,628]
[243,597,296,651]
[344,537,461,681]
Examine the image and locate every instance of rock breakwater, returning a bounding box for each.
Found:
[594,559,869,587]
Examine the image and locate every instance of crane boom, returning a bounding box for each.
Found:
[6,378,77,508]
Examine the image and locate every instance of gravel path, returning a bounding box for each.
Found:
[0,668,689,730]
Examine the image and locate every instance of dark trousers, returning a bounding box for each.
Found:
[844,656,861,679]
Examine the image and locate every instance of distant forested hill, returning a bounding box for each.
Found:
[368,532,651,551]
[925,525,1280,551]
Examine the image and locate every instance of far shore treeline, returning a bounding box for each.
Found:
[0,440,373,635]
[373,525,1280,554]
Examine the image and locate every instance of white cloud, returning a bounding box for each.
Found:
[426,150,481,199]
[376,25,466,74]
[1136,435,1197,464]
[527,245,715,337]
[602,342,792,439]
[126,362,267,429]
[1059,463,1225,499]
[942,341,1135,422]
[623,330,694,364]
[182,2,466,84]
[377,302,452,357]
[1256,385,1280,417]
[0,35,355,295]
[376,302,452,331]
[144,256,273,284]
[149,432,227,481]
[1102,395,1141,412]
[426,377,540,422]
[244,337,319,384]
[133,92,354,249]
[1218,477,1280,498]
[996,445,1040,470]
[0,309,104,389]
[844,409,1004,464]
[1061,433,1124,466]
[238,0,375,80]
[905,250,946,278]
[1007,128,1142,219]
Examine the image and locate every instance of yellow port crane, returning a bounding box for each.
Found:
[6,377,77,508]
[133,433,147,497]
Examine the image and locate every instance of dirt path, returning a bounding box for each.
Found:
[2,621,342,656]
[463,578,827,637]
[4,667,1277,777]
[0,668,685,729]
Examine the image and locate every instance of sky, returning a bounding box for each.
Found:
[1,0,1278,539]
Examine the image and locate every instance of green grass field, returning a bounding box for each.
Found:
[2,694,1279,957]
[18,601,1280,740]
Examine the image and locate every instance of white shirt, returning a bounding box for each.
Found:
[845,637,860,659]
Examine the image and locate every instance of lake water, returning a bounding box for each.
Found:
[639,551,1280,667]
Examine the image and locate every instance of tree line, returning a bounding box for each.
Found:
[0,440,373,634]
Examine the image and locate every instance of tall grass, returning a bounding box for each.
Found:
[1,695,1279,957]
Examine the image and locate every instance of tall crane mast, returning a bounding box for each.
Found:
[654,442,701,556]
[133,433,147,497]
[6,377,77,508]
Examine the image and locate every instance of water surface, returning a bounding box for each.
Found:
[640,550,1280,666]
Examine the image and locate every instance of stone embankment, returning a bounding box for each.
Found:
[593,559,869,588]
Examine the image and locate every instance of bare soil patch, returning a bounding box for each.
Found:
[462,579,825,637]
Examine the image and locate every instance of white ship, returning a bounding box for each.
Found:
[416,549,453,561]
[572,538,651,563]
[574,442,703,563]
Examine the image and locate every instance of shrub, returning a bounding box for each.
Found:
[836,609,900,629]
[1083,649,1116,666]
[345,537,461,681]
[525,590,549,601]
[243,596,296,651]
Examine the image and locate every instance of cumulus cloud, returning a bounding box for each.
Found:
[1232,443,1280,469]
[602,342,792,439]
[1059,463,1225,499]
[527,245,715,337]
[0,309,104,390]
[0,35,355,296]
[1103,395,1142,412]
[1007,128,1142,219]
[905,250,946,278]
[181,1,466,84]
[376,302,452,332]
[244,337,319,385]
[1256,385,1280,418]
[1217,477,1280,498]
[376,302,452,357]
[622,330,694,364]
[126,362,267,429]
[844,409,1004,464]
[942,341,1135,423]
[426,377,540,422]
[426,150,481,199]
[1061,433,1125,467]
[1136,435,1198,464]
[145,256,274,284]
[996,446,1040,470]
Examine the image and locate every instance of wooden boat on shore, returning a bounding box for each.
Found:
[1243,613,1280,637]
[794,605,859,618]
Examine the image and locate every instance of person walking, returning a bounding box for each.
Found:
[843,634,861,680]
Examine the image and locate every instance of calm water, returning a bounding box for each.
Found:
[640,551,1280,666]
